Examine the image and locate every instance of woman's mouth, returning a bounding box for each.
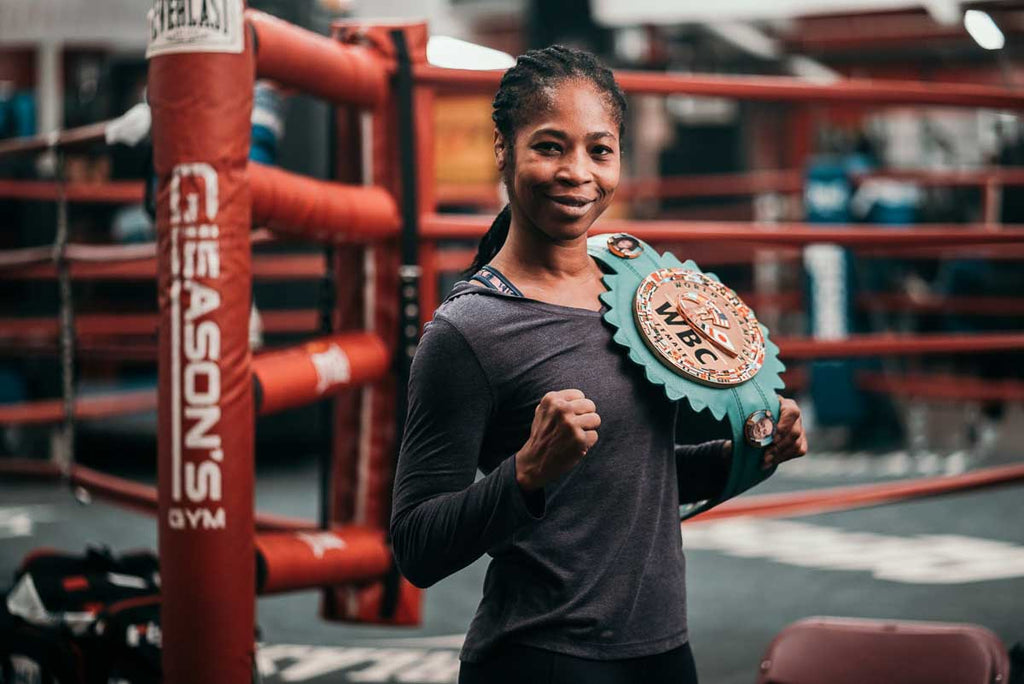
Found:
[547,194,594,207]
[545,194,596,215]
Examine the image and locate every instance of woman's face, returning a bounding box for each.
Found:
[499,80,620,242]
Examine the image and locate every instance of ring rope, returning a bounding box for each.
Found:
[0,252,323,281]
[0,179,145,203]
[415,64,1024,109]
[10,367,1023,428]
[0,120,109,157]
[3,456,1020,533]
[436,166,1024,208]
[422,214,1024,246]
[0,229,276,270]
[0,310,322,342]
[692,462,1024,523]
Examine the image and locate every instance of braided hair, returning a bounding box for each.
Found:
[464,45,627,277]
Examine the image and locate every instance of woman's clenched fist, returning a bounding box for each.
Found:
[515,389,600,492]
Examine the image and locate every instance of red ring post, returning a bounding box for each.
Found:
[148,6,256,683]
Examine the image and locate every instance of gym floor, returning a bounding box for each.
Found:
[2,406,1023,684]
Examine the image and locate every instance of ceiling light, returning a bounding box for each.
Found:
[426,36,516,71]
[964,10,1005,50]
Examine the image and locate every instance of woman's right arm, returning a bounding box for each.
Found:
[390,317,544,588]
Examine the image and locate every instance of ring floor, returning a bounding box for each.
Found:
[2,409,1023,684]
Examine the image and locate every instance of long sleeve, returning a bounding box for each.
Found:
[390,316,544,588]
[675,439,731,504]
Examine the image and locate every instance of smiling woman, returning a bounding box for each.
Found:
[509,86,619,226]
[462,46,627,304]
[390,45,806,684]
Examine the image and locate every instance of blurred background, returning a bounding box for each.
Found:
[1,0,1022,461]
[1,2,1023,683]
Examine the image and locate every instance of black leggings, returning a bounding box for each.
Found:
[459,641,698,684]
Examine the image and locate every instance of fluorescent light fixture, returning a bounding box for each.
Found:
[706,22,780,60]
[964,10,1005,50]
[923,0,960,26]
[427,36,516,70]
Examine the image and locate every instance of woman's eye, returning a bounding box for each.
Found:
[592,145,615,157]
[534,142,561,154]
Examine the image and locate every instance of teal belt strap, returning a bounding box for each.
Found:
[587,233,786,520]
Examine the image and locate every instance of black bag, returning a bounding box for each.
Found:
[93,595,163,684]
[0,597,85,684]
[0,546,161,684]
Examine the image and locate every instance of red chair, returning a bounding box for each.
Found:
[757,617,1009,684]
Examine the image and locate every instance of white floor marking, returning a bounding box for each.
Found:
[346,650,429,682]
[257,644,461,683]
[684,518,1024,583]
[0,505,57,539]
[347,635,466,649]
[778,450,970,480]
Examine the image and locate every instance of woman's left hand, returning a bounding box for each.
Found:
[763,396,808,470]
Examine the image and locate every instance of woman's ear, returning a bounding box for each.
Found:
[494,128,507,172]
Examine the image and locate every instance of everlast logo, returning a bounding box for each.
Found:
[146,0,242,58]
[168,163,225,531]
[150,0,229,37]
[310,344,351,394]
[655,301,719,363]
[297,532,348,559]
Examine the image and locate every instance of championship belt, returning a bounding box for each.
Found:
[589,233,786,519]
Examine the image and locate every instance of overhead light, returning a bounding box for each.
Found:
[426,36,516,71]
[787,56,841,83]
[964,10,1005,50]
[923,0,960,26]
[706,22,780,60]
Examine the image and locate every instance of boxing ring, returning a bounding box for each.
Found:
[0,5,1023,683]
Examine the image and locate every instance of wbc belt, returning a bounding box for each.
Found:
[589,233,786,519]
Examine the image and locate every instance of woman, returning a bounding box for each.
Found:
[391,45,808,684]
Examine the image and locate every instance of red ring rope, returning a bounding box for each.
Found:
[0,180,145,203]
[691,463,1024,522]
[421,214,1024,246]
[0,253,324,281]
[3,457,1020,538]
[416,64,1024,109]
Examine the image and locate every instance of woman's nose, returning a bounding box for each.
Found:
[555,149,593,185]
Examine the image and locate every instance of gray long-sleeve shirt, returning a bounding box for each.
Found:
[390,281,729,662]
